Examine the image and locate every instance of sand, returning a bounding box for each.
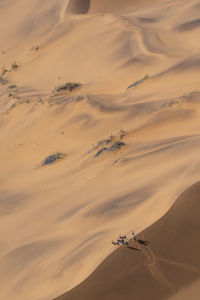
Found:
[0,0,200,299]
[54,182,200,300]
[66,0,160,14]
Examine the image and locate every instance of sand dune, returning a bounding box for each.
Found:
[0,0,200,299]
[54,182,200,300]
[66,0,90,14]
[66,0,160,14]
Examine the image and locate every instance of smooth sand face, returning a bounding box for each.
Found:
[66,0,160,14]
[0,0,200,299]
[169,281,200,300]
[54,182,200,300]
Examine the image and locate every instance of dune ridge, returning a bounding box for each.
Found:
[66,0,160,14]
[0,0,200,299]
[66,0,90,14]
[54,182,200,300]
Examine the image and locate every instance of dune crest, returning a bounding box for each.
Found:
[66,0,90,14]
[54,182,200,300]
[0,0,200,300]
[66,0,160,14]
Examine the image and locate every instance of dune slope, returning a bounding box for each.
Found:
[66,0,160,14]
[0,0,200,299]
[54,182,200,300]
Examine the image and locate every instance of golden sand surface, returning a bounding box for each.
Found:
[0,0,200,299]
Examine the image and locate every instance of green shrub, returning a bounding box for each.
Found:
[128,74,150,89]
[1,67,8,77]
[41,153,66,166]
[11,61,19,71]
[53,82,82,93]
[94,141,125,158]
[30,45,40,52]
[8,84,17,89]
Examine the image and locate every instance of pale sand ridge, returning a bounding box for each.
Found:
[54,182,200,300]
[0,0,200,299]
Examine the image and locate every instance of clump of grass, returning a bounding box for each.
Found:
[94,147,108,158]
[162,90,200,109]
[30,45,40,52]
[94,141,125,158]
[90,130,126,157]
[94,141,125,157]
[8,84,17,89]
[109,141,125,152]
[1,67,8,77]
[53,82,82,93]
[128,74,150,89]
[41,152,66,166]
[167,99,181,107]
[0,67,8,85]
[11,61,19,71]
[8,93,20,100]
[38,98,45,104]
[0,77,7,85]
[119,129,126,139]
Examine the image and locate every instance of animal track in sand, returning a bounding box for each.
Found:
[129,238,200,292]
[128,239,175,291]
[158,257,200,275]
[140,244,175,291]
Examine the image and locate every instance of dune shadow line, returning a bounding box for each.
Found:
[127,246,140,251]
[137,239,150,246]
[66,0,91,14]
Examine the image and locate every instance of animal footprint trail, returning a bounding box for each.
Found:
[135,241,175,292]
[158,257,200,275]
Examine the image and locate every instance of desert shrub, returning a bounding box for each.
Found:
[90,130,126,156]
[119,129,125,139]
[41,152,65,166]
[53,82,82,93]
[0,77,7,85]
[38,98,45,104]
[94,147,108,158]
[0,67,8,84]
[8,93,20,100]
[11,61,19,71]
[1,67,8,77]
[94,141,125,158]
[8,84,17,89]
[109,141,125,152]
[30,45,40,52]
[128,74,150,89]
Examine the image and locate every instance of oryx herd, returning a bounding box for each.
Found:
[112,232,136,247]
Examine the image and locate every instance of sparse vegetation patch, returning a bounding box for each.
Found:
[0,67,8,85]
[90,130,126,158]
[11,61,19,71]
[53,82,82,93]
[109,141,125,152]
[128,74,150,89]
[1,67,8,77]
[0,77,7,85]
[8,84,17,89]
[94,141,125,158]
[41,152,66,166]
[30,45,40,52]
[162,90,200,108]
[8,92,20,100]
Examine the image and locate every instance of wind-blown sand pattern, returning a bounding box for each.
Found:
[0,0,200,299]
[54,182,200,300]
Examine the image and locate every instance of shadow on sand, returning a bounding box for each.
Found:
[127,246,140,251]
[137,239,150,246]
